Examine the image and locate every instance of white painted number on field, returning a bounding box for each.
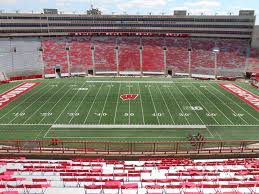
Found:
[124,113,134,117]
[152,113,163,117]
[13,113,25,117]
[179,113,190,117]
[94,113,107,116]
[184,106,203,111]
[67,113,79,117]
[233,113,244,117]
[206,113,217,117]
[40,113,53,116]
[145,85,151,88]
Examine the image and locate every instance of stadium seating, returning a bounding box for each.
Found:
[0,157,259,194]
[42,38,68,75]
[67,37,92,75]
[0,38,42,78]
[142,37,164,73]
[118,37,141,72]
[217,40,248,77]
[166,38,190,74]
[0,37,255,77]
[93,37,117,72]
[248,48,259,73]
[191,39,215,75]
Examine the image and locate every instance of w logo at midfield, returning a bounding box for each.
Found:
[120,94,139,101]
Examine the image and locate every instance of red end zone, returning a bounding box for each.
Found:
[0,82,41,109]
[220,83,259,111]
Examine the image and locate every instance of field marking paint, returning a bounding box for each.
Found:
[204,84,245,124]
[69,81,92,124]
[147,86,160,125]
[52,124,207,128]
[83,83,104,124]
[165,86,190,125]
[185,85,219,125]
[38,82,78,124]
[0,83,50,122]
[128,82,131,124]
[220,83,259,111]
[197,84,234,125]
[174,83,206,126]
[86,81,217,84]
[0,82,37,109]
[23,84,67,124]
[98,84,112,124]
[8,84,54,124]
[53,81,88,124]
[0,123,258,127]
[156,83,175,125]
[138,83,145,124]
[211,84,259,123]
[113,83,121,124]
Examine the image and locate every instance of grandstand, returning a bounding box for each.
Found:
[0,6,259,194]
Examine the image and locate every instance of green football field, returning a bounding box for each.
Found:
[0,77,258,142]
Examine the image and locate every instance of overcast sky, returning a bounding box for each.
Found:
[0,0,258,24]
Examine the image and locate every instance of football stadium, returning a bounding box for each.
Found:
[0,4,259,194]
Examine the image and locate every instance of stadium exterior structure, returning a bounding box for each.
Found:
[0,9,259,79]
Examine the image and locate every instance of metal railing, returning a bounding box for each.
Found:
[0,139,258,156]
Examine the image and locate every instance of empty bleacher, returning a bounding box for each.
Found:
[217,40,248,77]
[42,38,68,76]
[67,37,92,75]
[248,48,259,73]
[0,38,42,78]
[0,157,259,194]
[191,39,215,75]
[142,37,165,73]
[118,37,141,73]
[166,38,190,75]
[0,37,255,78]
[93,37,117,73]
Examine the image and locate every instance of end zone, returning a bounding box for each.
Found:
[0,82,41,109]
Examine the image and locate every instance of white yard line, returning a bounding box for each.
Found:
[52,81,88,124]
[86,80,217,84]
[38,82,78,124]
[184,85,220,125]
[83,83,104,124]
[98,84,112,124]
[165,86,190,125]
[128,83,131,125]
[147,86,160,125]
[68,83,92,124]
[211,83,259,123]
[52,124,207,128]
[196,84,234,125]
[156,83,175,125]
[138,83,145,124]
[0,83,50,121]
[206,84,249,124]
[22,84,67,124]
[174,83,206,125]
[113,83,121,124]
[8,85,55,124]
